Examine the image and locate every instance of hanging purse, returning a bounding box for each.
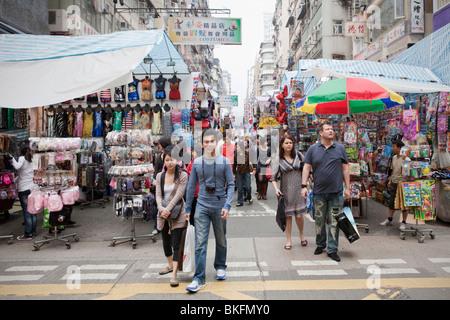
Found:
[159,172,182,222]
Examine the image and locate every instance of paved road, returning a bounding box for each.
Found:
[0,180,449,301]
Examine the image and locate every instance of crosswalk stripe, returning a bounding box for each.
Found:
[358,259,406,265]
[428,258,450,263]
[61,273,119,280]
[442,267,450,273]
[291,260,338,266]
[5,266,58,272]
[79,264,127,270]
[297,269,347,276]
[366,268,420,275]
[0,275,44,282]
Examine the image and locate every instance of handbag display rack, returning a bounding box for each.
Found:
[107,130,156,249]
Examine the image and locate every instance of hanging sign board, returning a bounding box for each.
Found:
[169,17,242,45]
[410,0,424,33]
[219,95,239,107]
[259,117,279,128]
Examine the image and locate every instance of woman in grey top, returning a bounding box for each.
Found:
[271,135,308,250]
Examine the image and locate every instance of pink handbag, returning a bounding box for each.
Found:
[48,193,63,212]
[27,190,44,214]
[61,191,74,205]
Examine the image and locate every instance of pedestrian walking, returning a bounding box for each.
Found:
[10,146,37,240]
[184,129,235,293]
[380,140,411,230]
[271,135,308,249]
[234,137,253,206]
[155,144,188,287]
[301,121,350,262]
[256,136,271,200]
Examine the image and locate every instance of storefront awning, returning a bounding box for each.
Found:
[0,30,188,108]
[296,59,450,93]
[390,23,450,87]
[281,69,318,99]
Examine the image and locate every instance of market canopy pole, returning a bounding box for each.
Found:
[0,30,185,109]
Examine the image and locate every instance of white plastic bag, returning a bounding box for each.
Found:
[182,222,195,273]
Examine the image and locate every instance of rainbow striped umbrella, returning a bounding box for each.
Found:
[296,78,405,115]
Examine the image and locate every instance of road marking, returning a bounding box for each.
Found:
[227,261,268,268]
[366,268,419,275]
[358,259,406,265]
[291,260,338,266]
[442,267,450,273]
[428,258,450,263]
[226,270,269,277]
[297,269,347,276]
[0,275,44,282]
[79,264,128,270]
[61,273,119,280]
[5,266,59,272]
[1,278,450,298]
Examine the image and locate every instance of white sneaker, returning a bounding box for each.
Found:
[186,280,205,292]
[216,269,227,280]
[399,222,407,231]
[380,219,393,226]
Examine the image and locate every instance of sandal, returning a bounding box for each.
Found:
[301,239,308,247]
[159,266,173,275]
[170,278,179,287]
[284,244,292,250]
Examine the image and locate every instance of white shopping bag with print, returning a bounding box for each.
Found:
[182,222,195,273]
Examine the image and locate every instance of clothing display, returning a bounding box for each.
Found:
[169,75,181,100]
[154,75,167,100]
[141,77,153,101]
[83,111,94,138]
[114,86,125,102]
[128,80,140,101]
[112,110,122,131]
[92,110,103,137]
[73,110,84,137]
[100,89,111,102]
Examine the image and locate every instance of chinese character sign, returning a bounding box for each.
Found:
[410,0,424,33]
[169,17,242,45]
[344,22,365,37]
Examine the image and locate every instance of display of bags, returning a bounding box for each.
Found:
[182,222,195,273]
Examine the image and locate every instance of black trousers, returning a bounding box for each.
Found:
[161,221,185,262]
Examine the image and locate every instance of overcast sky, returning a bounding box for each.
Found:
[209,0,276,123]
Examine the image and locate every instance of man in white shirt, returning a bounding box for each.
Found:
[380,140,411,230]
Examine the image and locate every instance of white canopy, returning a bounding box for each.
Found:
[0,30,188,108]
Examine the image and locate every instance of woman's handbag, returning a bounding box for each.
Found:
[265,165,272,180]
[276,194,286,232]
[159,172,182,222]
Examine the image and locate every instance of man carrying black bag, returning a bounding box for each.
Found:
[301,121,350,262]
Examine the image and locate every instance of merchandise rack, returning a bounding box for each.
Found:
[33,225,79,250]
[400,219,435,243]
[109,213,156,249]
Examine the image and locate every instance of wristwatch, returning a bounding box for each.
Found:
[301,184,307,189]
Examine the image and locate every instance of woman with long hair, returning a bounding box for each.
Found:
[271,135,308,250]
[10,146,36,240]
[155,144,188,287]
[256,137,271,200]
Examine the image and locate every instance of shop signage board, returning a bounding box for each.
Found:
[383,21,406,47]
[410,0,424,33]
[219,95,239,107]
[344,21,366,37]
[169,17,242,45]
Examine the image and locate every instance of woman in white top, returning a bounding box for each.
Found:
[10,146,36,240]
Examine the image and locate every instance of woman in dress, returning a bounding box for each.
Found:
[271,135,308,250]
[256,137,271,200]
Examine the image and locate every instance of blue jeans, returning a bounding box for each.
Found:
[236,172,251,204]
[19,190,36,237]
[193,203,227,285]
[313,192,343,254]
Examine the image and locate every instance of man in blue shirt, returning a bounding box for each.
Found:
[184,129,235,292]
[301,121,350,262]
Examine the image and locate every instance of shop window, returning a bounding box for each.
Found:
[395,0,405,19]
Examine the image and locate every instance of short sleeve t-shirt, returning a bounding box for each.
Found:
[304,142,348,194]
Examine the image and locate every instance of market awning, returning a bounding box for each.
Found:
[0,30,188,108]
[296,59,450,93]
[390,23,450,87]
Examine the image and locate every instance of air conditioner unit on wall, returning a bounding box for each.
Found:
[48,9,68,32]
